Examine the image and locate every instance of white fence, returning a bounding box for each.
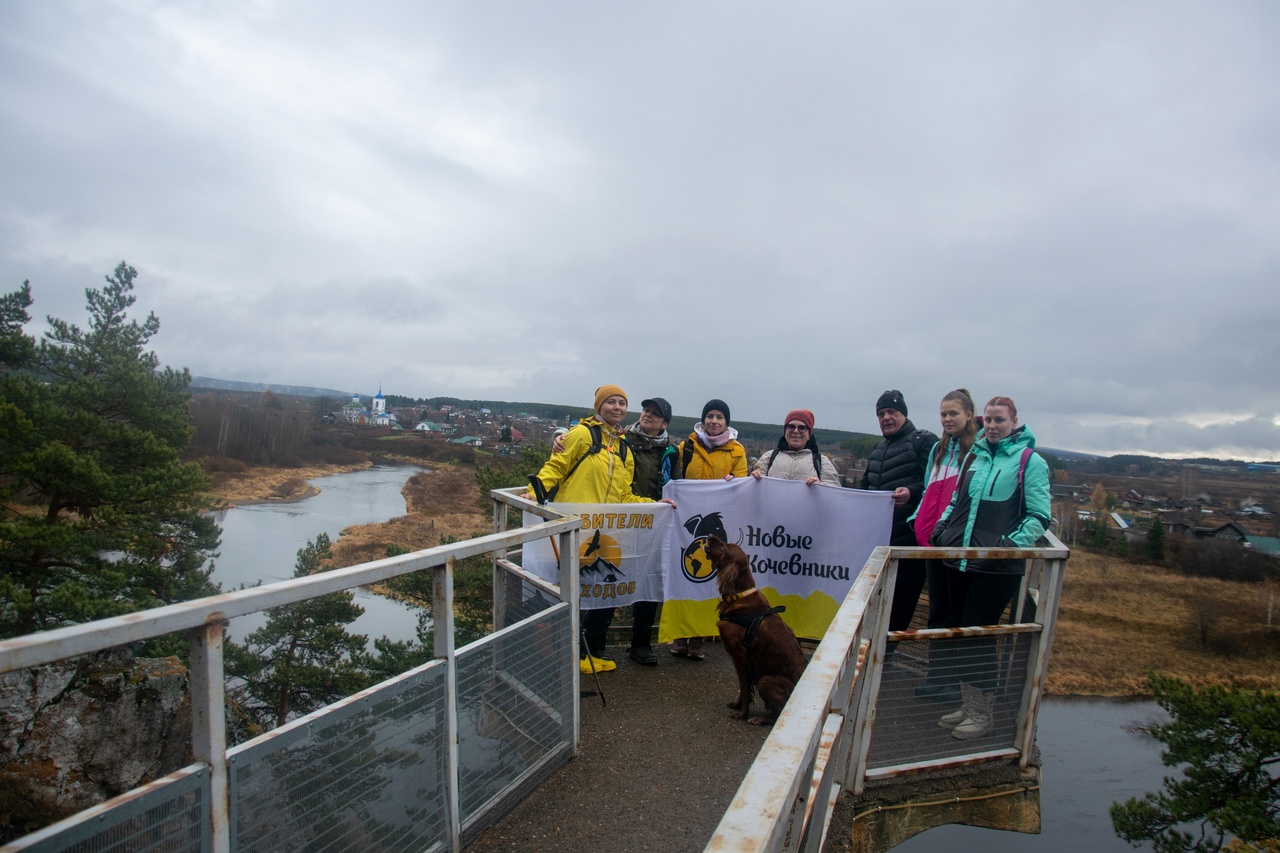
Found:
[0,500,582,853]
[707,533,1070,853]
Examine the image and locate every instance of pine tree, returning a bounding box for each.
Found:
[1146,516,1167,562]
[226,534,370,733]
[1111,673,1280,852]
[0,263,219,638]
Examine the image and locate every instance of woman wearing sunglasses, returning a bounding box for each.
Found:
[750,408,840,486]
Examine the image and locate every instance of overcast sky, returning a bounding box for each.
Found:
[3,1,1278,460]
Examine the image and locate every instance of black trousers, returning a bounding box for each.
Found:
[631,600,659,649]
[581,607,613,658]
[924,559,1024,692]
[888,557,927,631]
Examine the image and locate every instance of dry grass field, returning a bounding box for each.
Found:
[208,461,1280,698]
[205,462,372,505]
[1048,549,1280,696]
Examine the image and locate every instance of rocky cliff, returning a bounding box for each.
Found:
[0,649,192,841]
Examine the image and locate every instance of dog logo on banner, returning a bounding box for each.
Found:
[681,512,730,583]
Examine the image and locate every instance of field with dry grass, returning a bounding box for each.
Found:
[207,461,1280,697]
[205,462,372,505]
[1048,550,1280,696]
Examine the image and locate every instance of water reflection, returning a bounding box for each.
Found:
[893,696,1169,852]
[211,465,426,644]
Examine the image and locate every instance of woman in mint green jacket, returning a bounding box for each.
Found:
[928,396,1051,741]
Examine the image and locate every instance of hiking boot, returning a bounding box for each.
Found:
[687,637,705,660]
[628,646,658,666]
[938,681,978,728]
[670,638,689,657]
[580,654,616,674]
[951,683,995,740]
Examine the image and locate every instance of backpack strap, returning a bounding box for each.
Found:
[1016,446,1034,517]
[1016,446,1033,489]
[533,423,612,503]
[763,449,779,475]
[681,438,695,475]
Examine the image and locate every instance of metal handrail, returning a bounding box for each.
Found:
[706,532,1070,853]
[0,516,580,675]
[0,507,583,853]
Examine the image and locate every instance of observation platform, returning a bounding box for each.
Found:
[465,639,769,853]
[466,628,1043,853]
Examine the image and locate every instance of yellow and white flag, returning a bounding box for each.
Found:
[522,503,673,610]
[658,478,893,641]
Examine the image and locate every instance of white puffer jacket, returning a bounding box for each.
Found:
[752,447,842,486]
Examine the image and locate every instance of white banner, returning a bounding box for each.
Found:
[520,479,893,635]
[659,478,893,640]
[522,503,672,610]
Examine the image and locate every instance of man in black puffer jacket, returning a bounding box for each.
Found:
[859,390,938,631]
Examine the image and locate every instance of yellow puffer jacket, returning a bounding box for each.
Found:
[530,416,650,503]
[679,430,749,481]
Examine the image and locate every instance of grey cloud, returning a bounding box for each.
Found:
[2,0,1278,457]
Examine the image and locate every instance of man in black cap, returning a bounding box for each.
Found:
[619,397,680,663]
[859,390,938,632]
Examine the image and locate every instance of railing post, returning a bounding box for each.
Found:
[435,557,460,853]
[189,620,230,853]
[557,526,581,748]
[846,548,895,796]
[1014,553,1067,767]
[492,492,508,632]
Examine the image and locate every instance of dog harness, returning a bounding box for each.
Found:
[721,606,788,653]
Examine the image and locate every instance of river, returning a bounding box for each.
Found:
[211,464,425,644]
[894,696,1171,852]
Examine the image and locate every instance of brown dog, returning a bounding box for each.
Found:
[708,535,808,725]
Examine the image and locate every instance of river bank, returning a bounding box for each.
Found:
[206,462,1280,697]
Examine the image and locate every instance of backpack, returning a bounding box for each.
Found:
[763,447,822,477]
[529,423,630,504]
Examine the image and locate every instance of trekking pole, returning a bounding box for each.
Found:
[581,628,607,707]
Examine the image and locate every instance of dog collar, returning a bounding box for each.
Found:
[721,587,757,602]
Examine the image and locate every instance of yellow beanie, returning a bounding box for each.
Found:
[594,384,627,413]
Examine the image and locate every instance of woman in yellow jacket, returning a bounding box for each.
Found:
[671,398,748,659]
[527,385,666,673]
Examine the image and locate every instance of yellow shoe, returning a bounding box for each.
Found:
[580,654,616,674]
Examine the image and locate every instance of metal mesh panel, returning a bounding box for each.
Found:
[455,605,574,825]
[14,766,209,853]
[867,631,1033,770]
[228,661,449,853]
[500,571,560,625]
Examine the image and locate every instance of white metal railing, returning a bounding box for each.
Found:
[0,503,582,853]
[706,532,1070,853]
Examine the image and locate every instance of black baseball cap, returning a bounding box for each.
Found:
[641,397,672,423]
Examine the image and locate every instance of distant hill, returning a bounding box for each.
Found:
[1037,447,1102,462]
[191,378,1265,467]
[190,377,351,399]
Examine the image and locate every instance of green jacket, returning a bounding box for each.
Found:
[932,424,1051,573]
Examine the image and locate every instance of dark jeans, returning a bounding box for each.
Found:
[924,560,1024,692]
[888,558,927,632]
[582,607,614,658]
[631,600,659,649]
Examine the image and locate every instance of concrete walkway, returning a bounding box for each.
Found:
[464,640,770,853]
